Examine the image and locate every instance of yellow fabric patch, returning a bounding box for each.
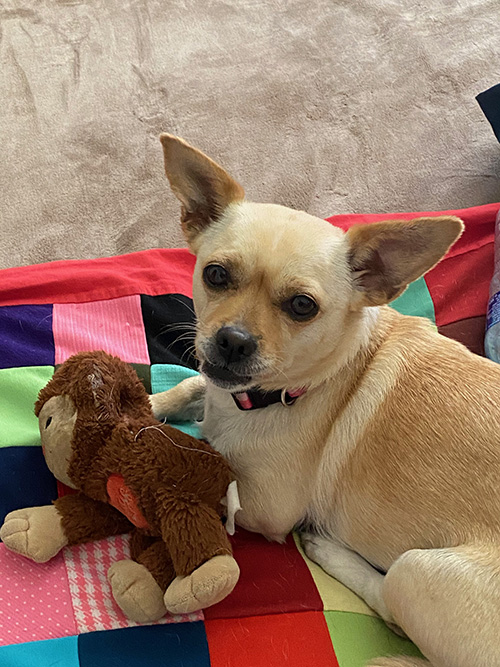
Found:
[293,534,376,616]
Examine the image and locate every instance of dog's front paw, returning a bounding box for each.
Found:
[164,554,239,614]
[0,505,68,563]
[301,532,332,567]
[301,533,407,637]
[149,376,206,422]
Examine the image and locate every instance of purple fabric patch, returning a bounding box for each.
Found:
[0,305,55,369]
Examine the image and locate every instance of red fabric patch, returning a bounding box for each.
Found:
[204,529,323,620]
[326,202,498,327]
[206,611,339,667]
[0,249,196,306]
[425,242,493,326]
[106,474,150,529]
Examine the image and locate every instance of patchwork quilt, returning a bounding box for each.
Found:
[0,202,497,667]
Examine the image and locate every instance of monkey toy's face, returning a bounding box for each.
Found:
[38,394,78,490]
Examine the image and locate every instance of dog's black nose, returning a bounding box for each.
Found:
[216,326,257,364]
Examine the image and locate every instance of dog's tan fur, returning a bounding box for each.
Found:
[151,135,500,667]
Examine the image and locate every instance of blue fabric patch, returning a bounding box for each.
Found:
[0,635,79,667]
[0,447,58,524]
[78,623,210,667]
[151,364,201,438]
[477,83,500,143]
[0,305,55,370]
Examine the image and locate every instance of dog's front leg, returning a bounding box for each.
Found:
[149,375,206,422]
[302,532,396,626]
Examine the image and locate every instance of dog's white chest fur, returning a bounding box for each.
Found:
[201,385,336,541]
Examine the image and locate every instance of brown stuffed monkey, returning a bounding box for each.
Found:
[0,351,240,623]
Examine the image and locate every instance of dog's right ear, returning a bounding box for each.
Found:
[160,134,245,247]
[347,216,464,308]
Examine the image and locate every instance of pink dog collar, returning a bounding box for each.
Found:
[232,387,306,411]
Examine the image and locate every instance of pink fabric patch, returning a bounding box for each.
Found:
[53,295,150,365]
[64,535,203,634]
[0,544,76,646]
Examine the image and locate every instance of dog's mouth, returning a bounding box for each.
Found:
[201,361,253,390]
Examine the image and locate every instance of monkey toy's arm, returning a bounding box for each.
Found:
[1,495,132,563]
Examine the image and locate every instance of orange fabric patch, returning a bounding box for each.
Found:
[106,474,150,529]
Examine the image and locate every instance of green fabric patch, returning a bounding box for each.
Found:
[391,276,436,323]
[0,635,79,667]
[0,366,54,448]
[324,611,421,667]
[151,364,201,438]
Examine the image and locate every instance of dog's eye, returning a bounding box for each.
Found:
[45,416,52,429]
[283,295,319,321]
[203,264,230,288]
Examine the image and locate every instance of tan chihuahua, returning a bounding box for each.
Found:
[150,134,500,667]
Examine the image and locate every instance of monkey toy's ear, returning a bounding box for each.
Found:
[60,351,151,422]
[108,362,153,422]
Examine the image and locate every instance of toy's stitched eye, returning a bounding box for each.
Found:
[283,295,319,321]
[45,416,52,429]
[203,264,230,288]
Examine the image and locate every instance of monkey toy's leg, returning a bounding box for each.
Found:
[159,497,240,615]
[1,494,132,563]
[108,531,176,624]
[131,532,176,590]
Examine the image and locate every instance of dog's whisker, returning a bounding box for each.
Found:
[180,344,198,365]
[275,367,292,385]
[164,333,197,355]
[154,322,197,340]
[170,295,197,317]
[169,332,196,343]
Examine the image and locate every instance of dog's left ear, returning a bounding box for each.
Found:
[160,134,245,248]
[347,216,464,308]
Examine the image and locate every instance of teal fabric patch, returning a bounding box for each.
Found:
[0,635,79,667]
[391,276,436,324]
[150,364,201,438]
